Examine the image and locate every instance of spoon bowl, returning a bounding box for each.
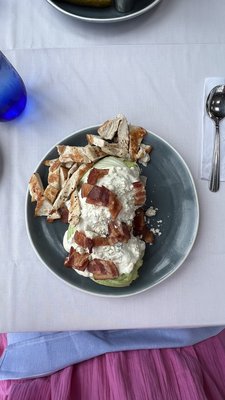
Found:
[206,84,225,192]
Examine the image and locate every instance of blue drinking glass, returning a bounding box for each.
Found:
[0,51,27,122]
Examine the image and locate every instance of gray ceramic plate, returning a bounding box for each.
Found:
[26,127,199,297]
[46,0,161,23]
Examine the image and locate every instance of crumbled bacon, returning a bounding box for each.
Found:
[133,208,154,244]
[74,231,93,253]
[87,168,109,185]
[92,221,131,247]
[59,206,69,223]
[142,228,154,244]
[64,247,89,270]
[133,208,145,236]
[108,192,122,219]
[85,185,122,219]
[88,259,119,280]
[81,183,94,198]
[93,236,112,247]
[108,221,131,242]
[133,181,146,206]
[86,185,110,207]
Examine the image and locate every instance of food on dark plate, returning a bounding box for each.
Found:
[29,114,155,287]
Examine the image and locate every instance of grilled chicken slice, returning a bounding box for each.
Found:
[97,114,123,140]
[129,125,147,161]
[34,195,53,217]
[47,159,61,190]
[53,163,93,210]
[68,189,81,227]
[57,144,105,164]
[29,173,44,202]
[44,185,59,204]
[86,134,106,148]
[117,115,129,156]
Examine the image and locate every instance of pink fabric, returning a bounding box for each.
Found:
[1,330,225,400]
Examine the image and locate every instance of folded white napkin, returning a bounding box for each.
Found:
[201,77,225,181]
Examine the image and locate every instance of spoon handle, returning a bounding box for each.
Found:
[209,122,220,192]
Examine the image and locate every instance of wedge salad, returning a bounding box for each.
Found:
[29,114,154,287]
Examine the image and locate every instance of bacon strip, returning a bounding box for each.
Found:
[59,206,69,223]
[133,208,154,244]
[88,259,119,280]
[108,221,131,242]
[81,183,94,198]
[133,181,146,206]
[142,228,154,244]
[87,168,109,185]
[133,208,145,236]
[108,192,122,219]
[86,185,110,207]
[92,236,112,247]
[92,221,131,247]
[74,231,93,253]
[83,184,123,219]
[64,247,89,270]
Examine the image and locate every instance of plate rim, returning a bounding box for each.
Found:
[46,0,162,23]
[25,125,199,298]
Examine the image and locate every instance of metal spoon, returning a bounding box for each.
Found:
[206,84,225,192]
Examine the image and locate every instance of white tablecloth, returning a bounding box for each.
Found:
[1,0,225,331]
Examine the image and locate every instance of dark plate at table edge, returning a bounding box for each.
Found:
[25,125,199,298]
[46,0,162,23]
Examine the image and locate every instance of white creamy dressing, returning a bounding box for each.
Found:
[63,165,146,277]
[92,237,145,275]
[79,166,139,235]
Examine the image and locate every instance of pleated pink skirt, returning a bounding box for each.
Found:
[1,329,225,400]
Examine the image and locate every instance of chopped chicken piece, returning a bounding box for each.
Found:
[29,173,44,202]
[43,158,59,167]
[67,163,78,179]
[48,159,61,190]
[97,114,123,140]
[44,185,59,204]
[57,144,105,164]
[34,195,53,217]
[101,143,127,158]
[86,134,106,148]
[117,115,129,156]
[68,189,81,227]
[59,166,68,187]
[53,163,93,210]
[129,125,147,161]
[136,143,152,166]
[47,209,61,222]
